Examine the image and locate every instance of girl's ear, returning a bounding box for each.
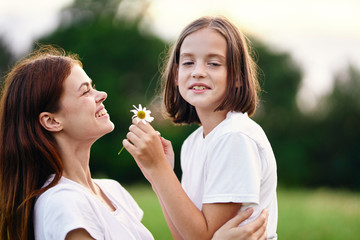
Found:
[235,80,242,89]
[39,112,63,132]
[174,65,179,86]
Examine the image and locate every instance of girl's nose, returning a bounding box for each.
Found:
[191,63,207,78]
[95,90,107,103]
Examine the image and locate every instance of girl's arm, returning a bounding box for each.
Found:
[65,229,95,240]
[123,122,241,239]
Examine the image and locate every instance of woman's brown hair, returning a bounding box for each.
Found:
[0,46,81,239]
[162,16,260,124]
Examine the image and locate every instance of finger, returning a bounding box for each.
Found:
[126,130,142,147]
[160,137,171,148]
[122,139,136,155]
[128,124,145,138]
[222,208,254,229]
[248,209,268,238]
[133,118,155,133]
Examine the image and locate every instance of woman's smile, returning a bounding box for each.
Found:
[95,107,108,118]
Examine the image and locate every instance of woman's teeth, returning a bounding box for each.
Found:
[96,109,107,118]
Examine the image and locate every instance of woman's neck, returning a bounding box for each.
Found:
[56,137,95,191]
[196,109,228,137]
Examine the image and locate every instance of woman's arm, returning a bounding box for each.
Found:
[123,121,246,240]
[212,208,268,240]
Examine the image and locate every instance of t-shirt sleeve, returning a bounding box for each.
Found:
[203,132,261,205]
[38,187,104,240]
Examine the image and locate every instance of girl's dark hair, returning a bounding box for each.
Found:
[0,45,81,239]
[162,16,260,124]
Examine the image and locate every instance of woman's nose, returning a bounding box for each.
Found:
[95,90,107,103]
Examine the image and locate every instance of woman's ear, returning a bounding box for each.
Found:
[39,112,63,132]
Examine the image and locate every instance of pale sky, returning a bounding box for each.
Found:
[1,0,359,111]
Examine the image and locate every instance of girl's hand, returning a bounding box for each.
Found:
[123,120,174,171]
[212,208,268,240]
[159,134,175,169]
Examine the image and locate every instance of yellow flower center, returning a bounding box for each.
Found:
[137,111,146,119]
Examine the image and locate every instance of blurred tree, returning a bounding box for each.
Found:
[251,40,309,187]
[22,0,359,190]
[37,0,166,183]
[305,65,360,189]
[0,38,14,84]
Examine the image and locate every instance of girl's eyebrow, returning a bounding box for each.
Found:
[180,53,194,58]
[77,79,93,91]
[180,52,226,60]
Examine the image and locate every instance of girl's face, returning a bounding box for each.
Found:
[55,65,114,142]
[177,28,228,114]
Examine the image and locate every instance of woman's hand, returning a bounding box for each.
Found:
[212,208,268,240]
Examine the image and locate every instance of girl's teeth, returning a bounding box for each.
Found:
[193,86,206,90]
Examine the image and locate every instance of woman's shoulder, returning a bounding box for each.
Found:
[35,178,90,209]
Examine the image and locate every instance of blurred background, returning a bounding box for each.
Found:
[0,0,359,239]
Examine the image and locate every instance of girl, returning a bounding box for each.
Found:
[0,46,267,240]
[124,16,278,239]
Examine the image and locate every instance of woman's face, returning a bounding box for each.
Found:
[55,64,114,142]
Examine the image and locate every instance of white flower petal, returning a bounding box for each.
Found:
[130,104,154,124]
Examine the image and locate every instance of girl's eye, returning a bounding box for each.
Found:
[182,61,194,66]
[209,62,221,67]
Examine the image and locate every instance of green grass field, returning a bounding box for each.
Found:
[127,184,360,240]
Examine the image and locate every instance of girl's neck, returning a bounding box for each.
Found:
[197,109,228,137]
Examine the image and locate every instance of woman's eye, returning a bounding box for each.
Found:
[82,88,91,95]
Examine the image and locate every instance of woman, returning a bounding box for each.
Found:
[0,46,267,239]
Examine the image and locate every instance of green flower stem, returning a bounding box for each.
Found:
[118,145,125,155]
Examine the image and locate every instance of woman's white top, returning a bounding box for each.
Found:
[34,175,154,240]
[181,111,278,239]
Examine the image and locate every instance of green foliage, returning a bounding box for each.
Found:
[250,40,310,187]
[37,0,167,183]
[0,38,14,84]
[0,0,359,189]
[300,66,360,189]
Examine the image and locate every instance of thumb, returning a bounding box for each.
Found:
[223,208,254,228]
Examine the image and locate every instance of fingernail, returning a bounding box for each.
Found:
[245,207,253,213]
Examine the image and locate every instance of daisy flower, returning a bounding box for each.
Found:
[118,104,154,155]
[130,104,154,124]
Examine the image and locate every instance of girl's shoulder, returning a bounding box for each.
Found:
[221,111,265,138]
[206,112,270,149]
[183,125,203,142]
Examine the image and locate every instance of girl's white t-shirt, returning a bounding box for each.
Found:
[181,111,278,239]
[34,175,154,240]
